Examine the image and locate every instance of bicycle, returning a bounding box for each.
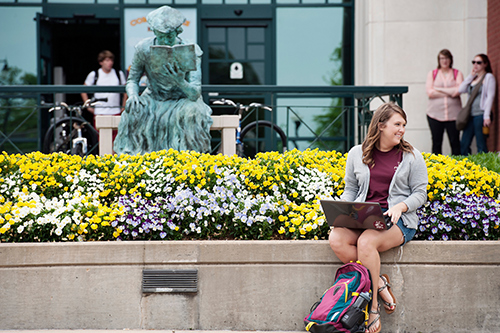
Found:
[212,98,287,157]
[42,98,106,156]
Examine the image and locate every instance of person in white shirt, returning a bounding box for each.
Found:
[81,50,127,117]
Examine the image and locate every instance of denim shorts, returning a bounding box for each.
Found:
[383,209,416,246]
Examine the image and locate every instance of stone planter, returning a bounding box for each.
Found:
[0,240,498,332]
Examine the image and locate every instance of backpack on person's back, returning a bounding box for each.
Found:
[432,68,458,81]
[92,68,126,86]
[304,261,372,333]
[89,68,126,106]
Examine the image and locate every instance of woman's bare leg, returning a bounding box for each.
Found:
[357,227,404,333]
[328,227,363,263]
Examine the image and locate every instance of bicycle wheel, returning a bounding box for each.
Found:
[239,120,287,158]
[42,118,99,155]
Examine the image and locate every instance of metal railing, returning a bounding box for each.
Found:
[0,84,407,155]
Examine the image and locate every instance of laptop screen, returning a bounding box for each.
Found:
[320,200,391,230]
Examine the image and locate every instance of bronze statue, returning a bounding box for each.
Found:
[114,6,213,155]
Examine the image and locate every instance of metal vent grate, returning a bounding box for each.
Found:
[142,269,198,293]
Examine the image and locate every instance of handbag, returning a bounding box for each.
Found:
[456,74,486,131]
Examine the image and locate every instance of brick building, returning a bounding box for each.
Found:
[488,0,500,151]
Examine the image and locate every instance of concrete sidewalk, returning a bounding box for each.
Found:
[0,331,302,333]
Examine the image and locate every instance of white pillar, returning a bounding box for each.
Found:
[210,115,239,156]
[94,116,121,156]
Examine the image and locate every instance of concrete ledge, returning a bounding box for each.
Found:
[0,240,499,332]
[95,115,239,156]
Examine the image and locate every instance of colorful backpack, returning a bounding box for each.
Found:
[304,261,372,333]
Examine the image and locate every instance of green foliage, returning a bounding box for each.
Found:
[452,152,500,174]
[312,44,345,152]
[0,65,38,153]
[0,66,36,86]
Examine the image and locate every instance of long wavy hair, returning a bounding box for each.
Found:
[362,102,414,166]
[475,54,493,73]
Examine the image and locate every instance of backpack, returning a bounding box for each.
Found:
[93,68,125,86]
[304,261,372,333]
[432,68,458,81]
[91,68,126,101]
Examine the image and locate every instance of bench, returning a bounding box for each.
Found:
[95,115,239,156]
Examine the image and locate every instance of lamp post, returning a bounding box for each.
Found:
[0,58,10,151]
[0,58,9,86]
[0,58,8,72]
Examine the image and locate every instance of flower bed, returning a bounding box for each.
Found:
[0,149,499,242]
[417,153,500,240]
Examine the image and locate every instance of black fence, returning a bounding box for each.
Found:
[0,84,407,155]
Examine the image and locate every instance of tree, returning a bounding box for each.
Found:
[312,44,345,152]
[0,65,38,153]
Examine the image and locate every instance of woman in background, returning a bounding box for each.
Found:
[425,49,463,155]
[459,53,496,155]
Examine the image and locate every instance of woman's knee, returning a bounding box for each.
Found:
[328,229,342,251]
[329,228,352,250]
[329,227,361,253]
[358,228,405,254]
[356,231,378,252]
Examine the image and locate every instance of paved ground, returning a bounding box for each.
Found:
[0,331,302,333]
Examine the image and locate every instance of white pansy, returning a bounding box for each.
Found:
[61,216,72,225]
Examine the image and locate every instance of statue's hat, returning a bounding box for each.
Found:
[146,6,186,33]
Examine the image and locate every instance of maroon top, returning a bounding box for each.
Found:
[366,147,403,208]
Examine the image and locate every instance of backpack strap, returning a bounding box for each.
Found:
[305,321,316,332]
[94,68,124,85]
[93,68,100,85]
[433,68,459,81]
[432,68,438,81]
[116,70,124,85]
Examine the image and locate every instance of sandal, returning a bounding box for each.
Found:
[365,304,381,333]
[378,274,397,314]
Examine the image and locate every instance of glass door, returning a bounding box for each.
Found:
[201,20,273,85]
[200,17,276,156]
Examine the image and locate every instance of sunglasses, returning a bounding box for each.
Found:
[471,60,483,65]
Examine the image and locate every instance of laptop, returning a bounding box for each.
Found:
[320,200,392,230]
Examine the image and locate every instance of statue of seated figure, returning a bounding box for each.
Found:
[114,5,213,155]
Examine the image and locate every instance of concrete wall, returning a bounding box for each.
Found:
[355,0,488,154]
[0,240,499,332]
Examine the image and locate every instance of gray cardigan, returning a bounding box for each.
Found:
[458,73,496,121]
[340,145,428,229]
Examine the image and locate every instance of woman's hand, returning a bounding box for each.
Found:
[125,94,142,112]
[471,67,479,77]
[484,118,491,127]
[383,202,408,223]
[162,61,200,101]
[163,62,186,86]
